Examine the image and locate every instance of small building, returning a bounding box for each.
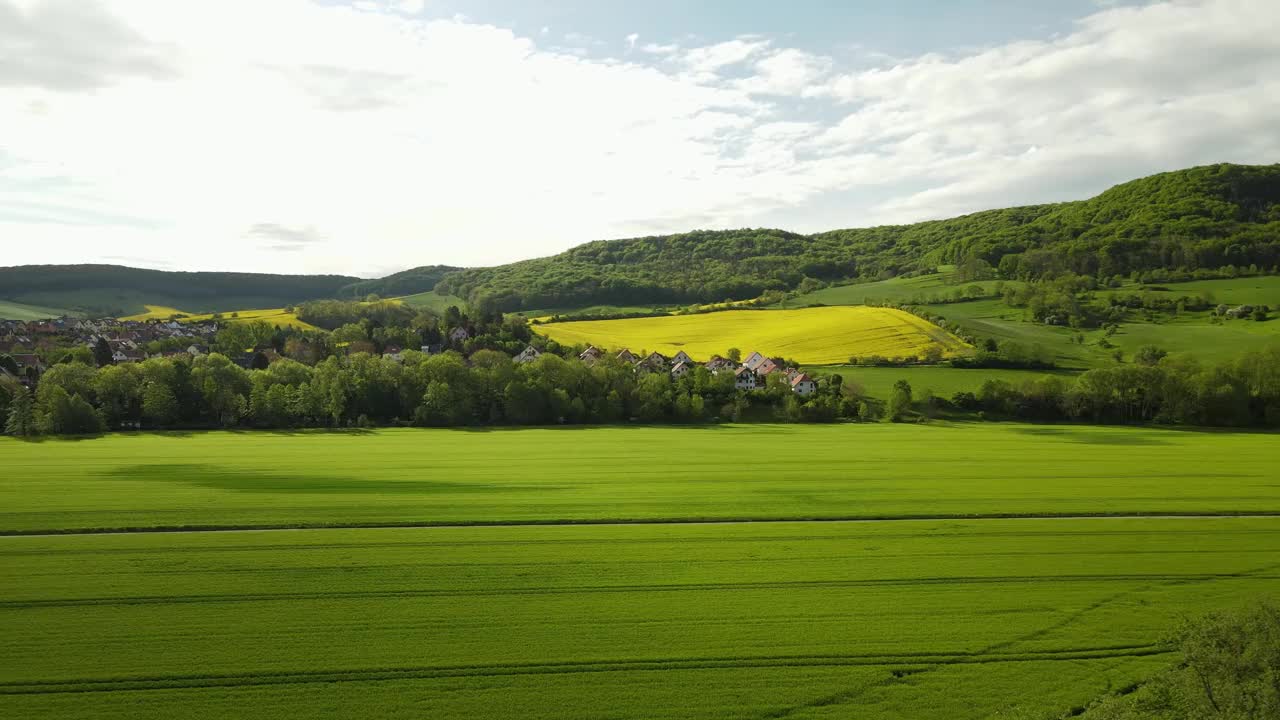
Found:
[757,358,781,376]
[616,348,639,364]
[670,360,692,379]
[742,351,767,371]
[672,350,694,365]
[579,346,604,365]
[734,366,758,391]
[514,345,541,364]
[449,327,470,343]
[790,373,817,396]
[705,355,736,373]
[640,351,668,369]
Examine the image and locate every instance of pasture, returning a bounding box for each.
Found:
[3,425,1278,719]
[535,307,971,365]
[0,300,79,321]
[396,290,468,313]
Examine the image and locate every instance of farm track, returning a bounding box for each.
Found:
[0,645,1171,696]
[4,511,1280,537]
[7,573,1277,610]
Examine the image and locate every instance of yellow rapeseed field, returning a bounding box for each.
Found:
[120,305,319,330]
[535,306,971,364]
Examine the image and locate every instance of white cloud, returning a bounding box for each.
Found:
[1,0,1278,276]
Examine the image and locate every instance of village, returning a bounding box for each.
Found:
[0,317,219,386]
[515,344,819,396]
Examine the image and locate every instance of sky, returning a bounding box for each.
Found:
[2,0,1278,278]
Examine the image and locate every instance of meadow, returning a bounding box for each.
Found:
[535,307,971,364]
[2,425,1279,719]
[396,290,468,313]
[0,300,82,321]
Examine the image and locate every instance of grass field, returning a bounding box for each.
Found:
[814,365,1078,400]
[396,291,467,313]
[0,299,79,321]
[535,307,972,364]
[1,425,1278,719]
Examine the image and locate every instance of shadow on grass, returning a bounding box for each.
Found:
[100,463,561,494]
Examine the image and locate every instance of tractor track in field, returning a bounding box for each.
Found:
[4,572,1279,610]
[0,645,1171,696]
[3,511,1280,537]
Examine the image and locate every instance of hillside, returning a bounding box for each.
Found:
[0,265,360,317]
[337,265,461,299]
[436,163,1280,312]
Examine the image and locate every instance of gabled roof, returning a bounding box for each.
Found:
[790,373,814,386]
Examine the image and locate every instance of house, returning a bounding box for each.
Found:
[616,348,639,364]
[579,346,604,365]
[12,354,44,373]
[514,345,541,363]
[670,360,692,379]
[641,351,668,369]
[705,355,736,373]
[734,366,758,390]
[672,350,694,365]
[757,358,781,376]
[449,327,470,343]
[790,373,817,396]
[111,349,130,363]
[742,351,767,371]
[784,367,802,384]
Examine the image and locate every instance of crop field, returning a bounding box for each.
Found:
[535,307,971,364]
[2,425,1279,719]
[119,305,318,330]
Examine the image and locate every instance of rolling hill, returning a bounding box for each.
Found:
[434,163,1280,311]
[0,265,359,318]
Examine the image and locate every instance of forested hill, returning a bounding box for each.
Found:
[436,163,1280,312]
[337,265,462,299]
[0,265,360,317]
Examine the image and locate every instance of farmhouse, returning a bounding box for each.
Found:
[734,366,758,390]
[670,360,692,379]
[705,355,736,373]
[790,373,817,396]
[637,351,668,373]
[579,346,604,365]
[514,345,541,363]
[616,348,639,364]
[742,351,767,371]
[757,358,780,376]
[672,350,693,365]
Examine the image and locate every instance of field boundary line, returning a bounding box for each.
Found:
[4,511,1280,537]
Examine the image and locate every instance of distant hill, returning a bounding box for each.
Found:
[0,265,360,317]
[437,163,1280,311]
[337,265,462,299]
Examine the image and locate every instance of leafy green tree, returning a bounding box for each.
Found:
[37,386,104,435]
[94,364,143,427]
[1135,345,1168,366]
[141,382,179,427]
[191,353,251,426]
[887,380,913,422]
[0,354,18,376]
[5,386,35,436]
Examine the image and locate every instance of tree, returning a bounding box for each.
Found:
[1134,345,1168,366]
[38,386,104,435]
[1254,306,1269,322]
[92,337,114,368]
[887,380,913,422]
[5,386,34,436]
[191,353,251,426]
[726,348,742,363]
[141,382,180,427]
[0,354,18,376]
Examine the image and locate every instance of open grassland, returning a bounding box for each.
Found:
[814,365,1079,400]
[1,424,1276,533]
[396,290,467,313]
[2,425,1278,718]
[119,305,318,330]
[536,307,971,364]
[6,516,1279,719]
[0,299,79,321]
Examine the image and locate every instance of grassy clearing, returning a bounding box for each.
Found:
[1,424,1276,533]
[2,517,1277,718]
[535,307,971,364]
[814,365,1078,400]
[0,300,79,321]
[396,291,467,313]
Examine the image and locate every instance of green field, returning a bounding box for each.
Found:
[0,299,79,321]
[2,425,1278,719]
[814,365,1077,400]
[396,290,467,313]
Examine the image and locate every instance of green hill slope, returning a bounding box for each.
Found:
[0,265,360,317]
[436,163,1280,312]
[338,265,461,299]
